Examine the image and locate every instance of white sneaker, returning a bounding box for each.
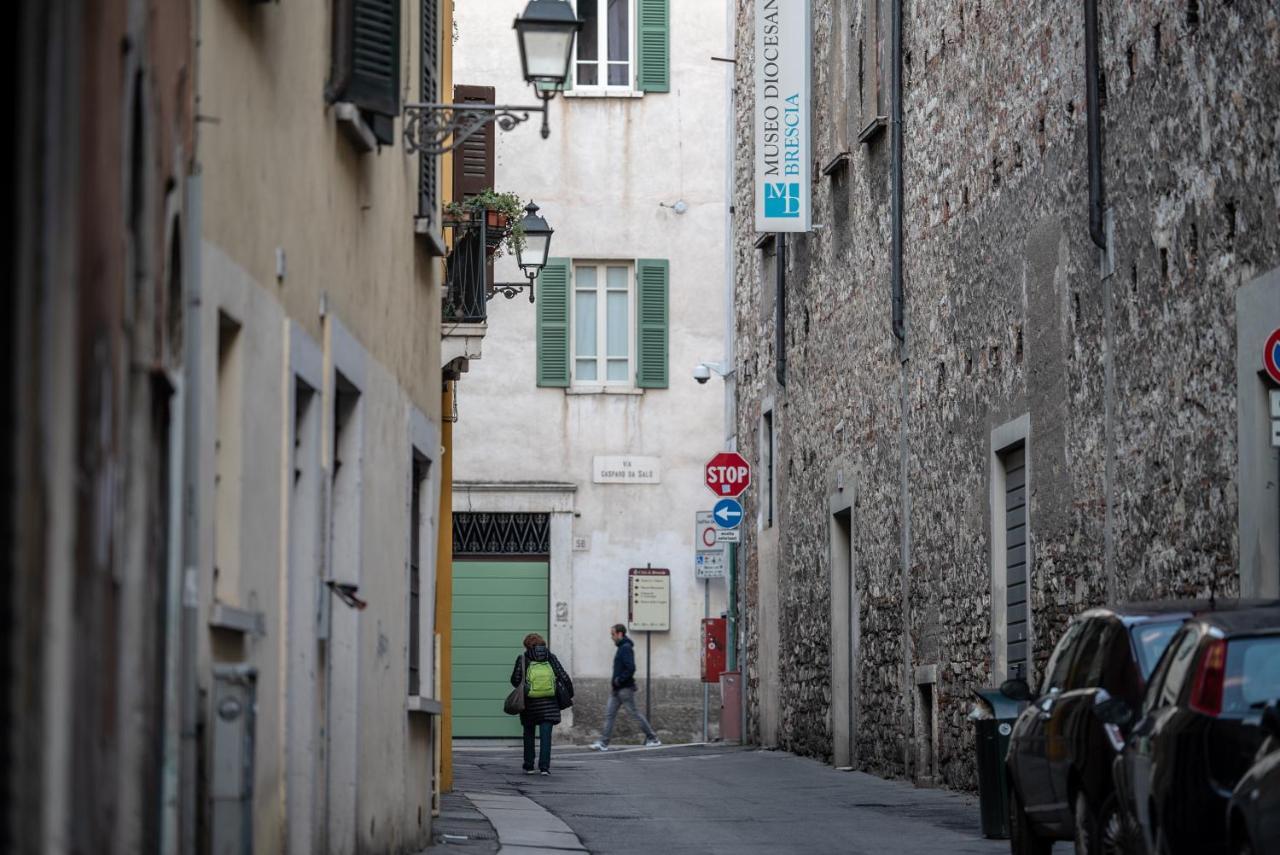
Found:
[644,737,662,747]
[589,740,609,751]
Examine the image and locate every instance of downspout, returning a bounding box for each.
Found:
[889,0,914,778]
[1085,0,1106,249]
[889,0,905,345]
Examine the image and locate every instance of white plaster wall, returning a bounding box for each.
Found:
[452,0,731,683]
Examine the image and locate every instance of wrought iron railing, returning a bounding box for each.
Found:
[443,215,488,324]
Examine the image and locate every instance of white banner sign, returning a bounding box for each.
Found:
[754,0,812,233]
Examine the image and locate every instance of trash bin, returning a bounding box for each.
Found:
[970,688,1023,839]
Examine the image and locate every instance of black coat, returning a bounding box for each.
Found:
[612,636,637,690]
[510,645,573,726]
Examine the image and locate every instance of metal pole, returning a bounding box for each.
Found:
[645,631,652,723]
[702,578,709,743]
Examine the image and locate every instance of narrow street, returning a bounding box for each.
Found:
[431,744,1070,855]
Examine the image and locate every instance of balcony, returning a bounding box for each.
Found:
[441,214,492,378]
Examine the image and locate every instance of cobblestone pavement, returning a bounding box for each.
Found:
[432,742,1071,854]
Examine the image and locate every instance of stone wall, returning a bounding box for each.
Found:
[563,678,720,746]
[731,0,1280,791]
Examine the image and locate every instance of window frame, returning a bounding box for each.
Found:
[571,260,636,389]
[572,0,637,93]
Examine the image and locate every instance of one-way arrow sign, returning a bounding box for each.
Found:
[712,498,744,529]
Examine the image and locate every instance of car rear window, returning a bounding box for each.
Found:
[1130,620,1181,678]
[1223,636,1280,715]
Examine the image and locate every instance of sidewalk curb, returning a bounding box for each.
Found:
[465,791,588,854]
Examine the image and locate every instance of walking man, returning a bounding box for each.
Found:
[591,624,662,750]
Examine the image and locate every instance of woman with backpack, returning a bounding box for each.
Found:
[509,633,573,775]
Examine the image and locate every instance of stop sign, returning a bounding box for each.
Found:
[705,451,751,498]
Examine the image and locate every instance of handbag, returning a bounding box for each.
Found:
[555,680,573,711]
[503,654,527,716]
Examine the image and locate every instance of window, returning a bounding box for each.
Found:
[569,0,670,93]
[859,0,887,142]
[762,410,775,529]
[1144,626,1202,714]
[538,257,667,390]
[1040,621,1082,696]
[214,313,244,605]
[576,0,633,88]
[573,262,633,384]
[408,455,428,696]
[328,0,403,146]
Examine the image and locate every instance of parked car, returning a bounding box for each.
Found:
[1104,604,1280,855]
[1001,602,1198,855]
[1227,701,1280,855]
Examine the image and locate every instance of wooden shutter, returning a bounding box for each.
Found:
[635,258,669,388]
[636,0,670,93]
[419,0,439,221]
[536,258,571,388]
[351,0,402,116]
[451,84,496,201]
[861,0,883,130]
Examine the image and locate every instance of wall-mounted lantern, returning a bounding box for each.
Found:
[404,0,581,155]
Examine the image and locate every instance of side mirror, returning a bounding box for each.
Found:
[1096,696,1135,727]
[1000,678,1032,702]
[1262,701,1280,741]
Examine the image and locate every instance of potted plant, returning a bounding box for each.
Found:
[444,190,527,258]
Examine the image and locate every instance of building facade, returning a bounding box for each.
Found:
[192,0,452,851]
[731,0,1280,790]
[6,0,458,853]
[449,0,733,743]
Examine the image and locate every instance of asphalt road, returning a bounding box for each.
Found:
[448,742,1072,855]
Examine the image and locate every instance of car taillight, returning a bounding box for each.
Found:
[1188,638,1227,717]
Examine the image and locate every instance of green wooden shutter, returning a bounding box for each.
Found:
[537,258,571,387]
[636,0,670,93]
[635,258,669,388]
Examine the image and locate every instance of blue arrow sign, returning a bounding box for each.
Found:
[713,498,744,529]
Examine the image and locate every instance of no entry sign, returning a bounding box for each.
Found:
[1264,328,1280,386]
[705,451,751,498]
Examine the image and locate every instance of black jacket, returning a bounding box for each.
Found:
[510,644,572,726]
[612,636,637,690]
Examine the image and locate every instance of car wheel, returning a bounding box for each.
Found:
[1010,784,1052,855]
[1074,791,1098,855]
[1094,795,1126,855]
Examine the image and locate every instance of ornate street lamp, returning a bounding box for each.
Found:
[490,202,555,303]
[403,0,581,156]
[513,0,581,89]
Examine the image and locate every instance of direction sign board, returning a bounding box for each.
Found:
[628,568,670,631]
[695,551,726,579]
[1265,328,1280,386]
[705,451,752,498]
[695,511,727,579]
[713,498,744,529]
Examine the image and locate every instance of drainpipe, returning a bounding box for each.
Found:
[1084,0,1106,249]
[889,0,905,346]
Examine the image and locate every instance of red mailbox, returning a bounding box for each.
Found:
[701,618,727,684]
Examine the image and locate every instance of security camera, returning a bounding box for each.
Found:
[693,363,712,384]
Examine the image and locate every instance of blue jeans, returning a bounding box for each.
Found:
[599,686,656,745]
[523,722,553,771]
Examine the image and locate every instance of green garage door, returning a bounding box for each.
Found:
[452,560,550,737]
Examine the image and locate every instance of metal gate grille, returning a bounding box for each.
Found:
[452,512,550,556]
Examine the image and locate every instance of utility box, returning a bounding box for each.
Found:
[211,664,257,855]
[719,671,741,743]
[701,618,727,684]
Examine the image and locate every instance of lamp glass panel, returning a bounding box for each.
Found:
[521,233,550,269]
[522,29,575,80]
